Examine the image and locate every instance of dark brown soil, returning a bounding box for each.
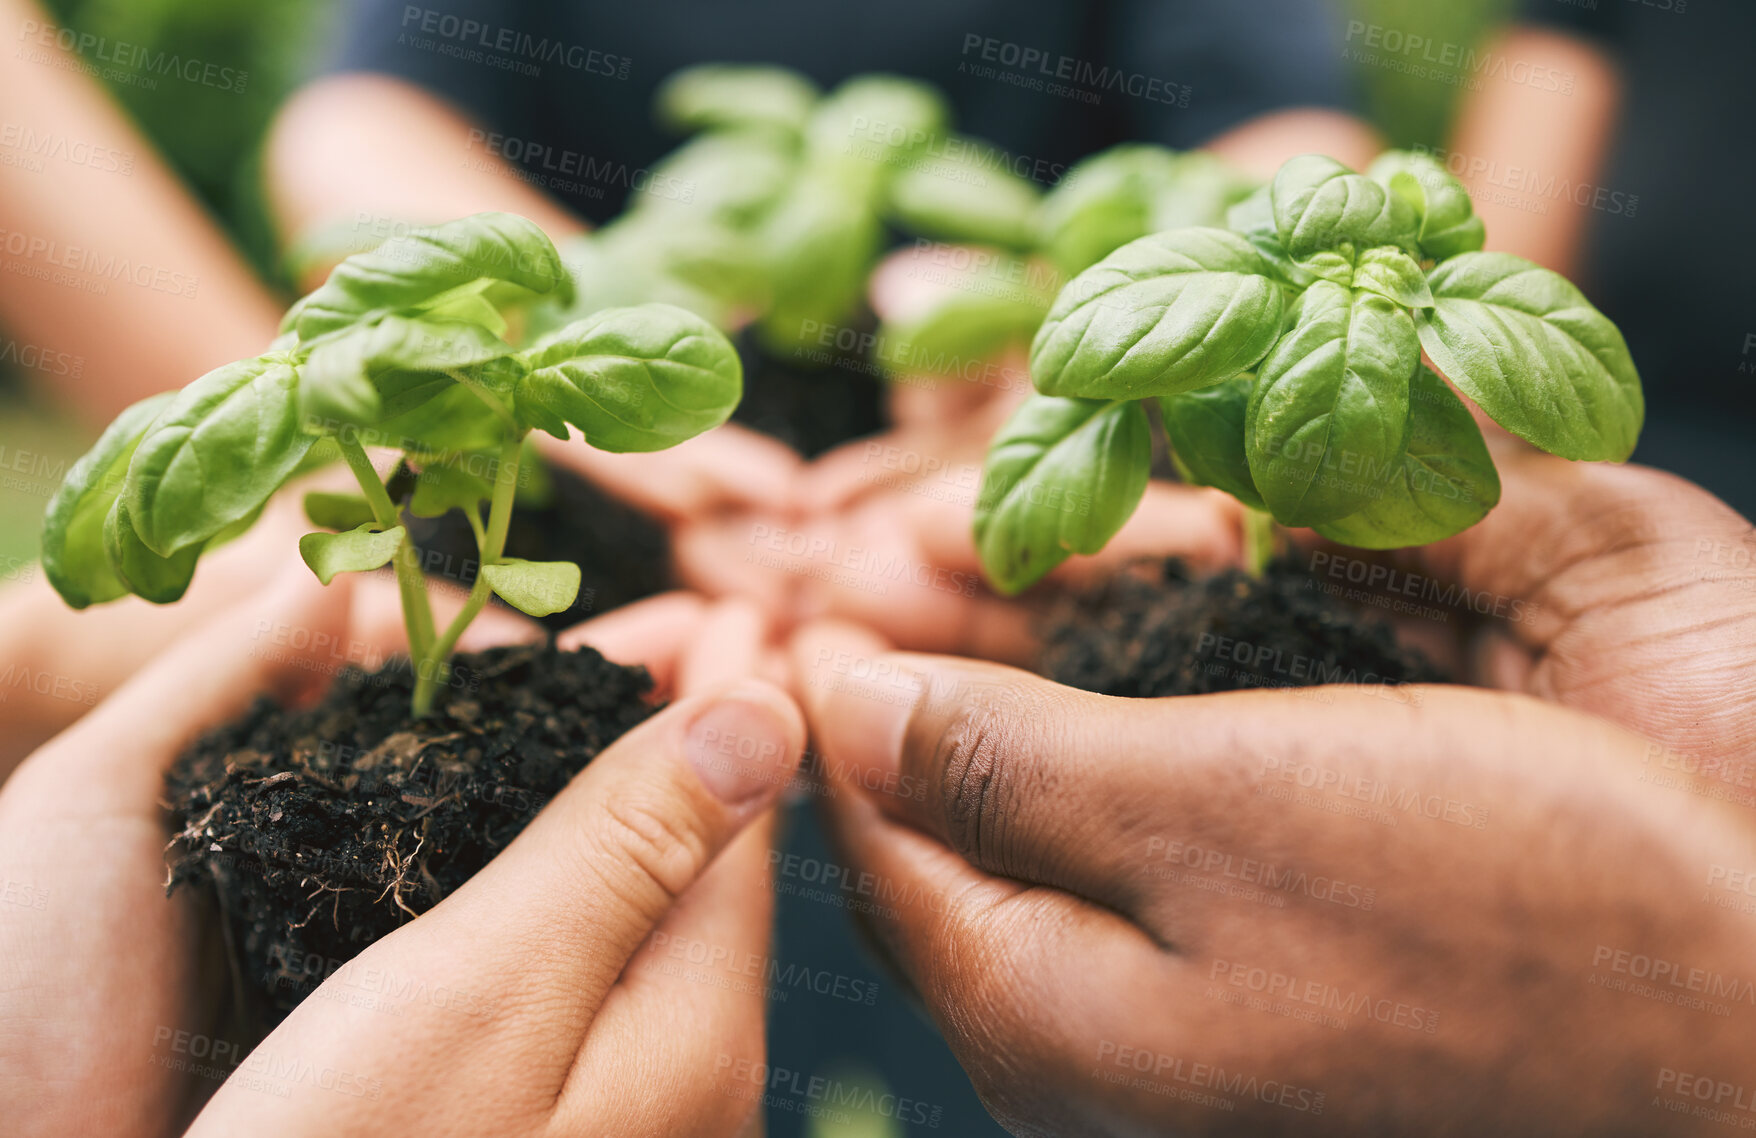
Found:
[164,643,656,1030]
[398,462,673,630]
[730,324,888,459]
[1040,558,1446,698]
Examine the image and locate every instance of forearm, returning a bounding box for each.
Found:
[265,73,586,290]
[0,0,283,423]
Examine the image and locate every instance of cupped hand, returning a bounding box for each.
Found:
[791,624,1756,1136]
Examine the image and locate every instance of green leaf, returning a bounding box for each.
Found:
[303,491,378,531]
[1367,150,1485,261]
[298,524,405,586]
[1029,228,1284,400]
[973,395,1151,595]
[1158,375,1265,511]
[125,355,314,557]
[877,287,1049,381]
[755,175,883,352]
[516,304,743,450]
[1040,144,1182,275]
[40,392,175,608]
[884,138,1043,249]
[656,64,820,136]
[407,462,493,519]
[1270,154,1418,262]
[1314,366,1501,548]
[1225,186,1317,288]
[1245,282,1418,526]
[298,315,515,430]
[103,498,199,604]
[638,131,794,225]
[1416,252,1643,460]
[1353,246,1434,307]
[293,213,571,340]
[480,558,582,618]
[806,74,948,170]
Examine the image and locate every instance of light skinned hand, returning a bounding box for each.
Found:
[791,622,1756,1136]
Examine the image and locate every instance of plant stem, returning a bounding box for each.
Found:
[410,432,523,716]
[340,436,437,663]
[1241,506,1276,579]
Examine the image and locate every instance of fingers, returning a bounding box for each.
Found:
[536,423,802,523]
[557,590,711,696]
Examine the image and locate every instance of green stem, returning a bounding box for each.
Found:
[340,436,436,663]
[1241,506,1276,579]
[410,433,523,716]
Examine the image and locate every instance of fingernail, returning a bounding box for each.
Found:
[686,687,800,808]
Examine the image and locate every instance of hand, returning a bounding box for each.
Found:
[1309,443,1756,767]
[0,569,801,1138]
[792,624,1756,1137]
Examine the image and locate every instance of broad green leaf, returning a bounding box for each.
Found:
[480,558,581,618]
[298,524,405,585]
[298,315,515,429]
[1353,246,1434,307]
[407,462,493,518]
[1270,154,1418,261]
[1367,150,1485,261]
[1029,228,1284,400]
[1040,144,1182,275]
[878,288,1049,381]
[1246,282,1418,526]
[375,383,513,455]
[303,491,377,531]
[656,64,819,136]
[40,392,175,608]
[526,234,729,336]
[884,139,1042,249]
[516,304,743,450]
[1417,252,1643,460]
[1225,186,1318,289]
[418,287,509,339]
[125,355,314,557]
[756,174,883,352]
[293,213,571,340]
[1158,375,1265,511]
[639,131,795,225]
[806,74,948,169]
[1315,366,1501,548]
[596,212,769,315]
[1149,151,1258,231]
[973,396,1151,595]
[104,498,198,604]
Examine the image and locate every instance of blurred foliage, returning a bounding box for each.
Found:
[37,0,336,281]
[1341,0,1520,148]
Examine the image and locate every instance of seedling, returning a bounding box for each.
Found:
[974,151,1644,592]
[41,212,742,716]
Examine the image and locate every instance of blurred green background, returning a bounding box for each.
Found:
[0,0,1515,558]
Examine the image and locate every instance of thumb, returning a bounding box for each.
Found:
[409,678,806,1018]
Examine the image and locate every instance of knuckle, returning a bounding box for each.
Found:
[585,788,712,919]
[919,682,1048,874]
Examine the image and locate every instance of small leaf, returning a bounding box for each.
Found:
[884,139,1042,249]
[293,213,571,340]
[973,395,1151,595]
[1029,228,1284,400]
[1417,252,1643,460]
[1315,366,1501,548]
[480,558,582,618]
[407,463,493,519]
[303,491,378,531]
[1042,146,1255,276]
[1353,246,1434,307]
[298,315,516,430]
[517,304,743,451]
[1270,154,1418,261]
[1245,282,1418,526]
[1367,150,1485,261]
[299,524,405,586]
[1158,375,1265,511]
[40,392,175,608]
[877,287,1049,381]
[656,64,820,136]
[104,498,199,604]
[125,355,314,558]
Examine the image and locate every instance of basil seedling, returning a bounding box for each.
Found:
[973,151,1644,594]
[41,212,743,716]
